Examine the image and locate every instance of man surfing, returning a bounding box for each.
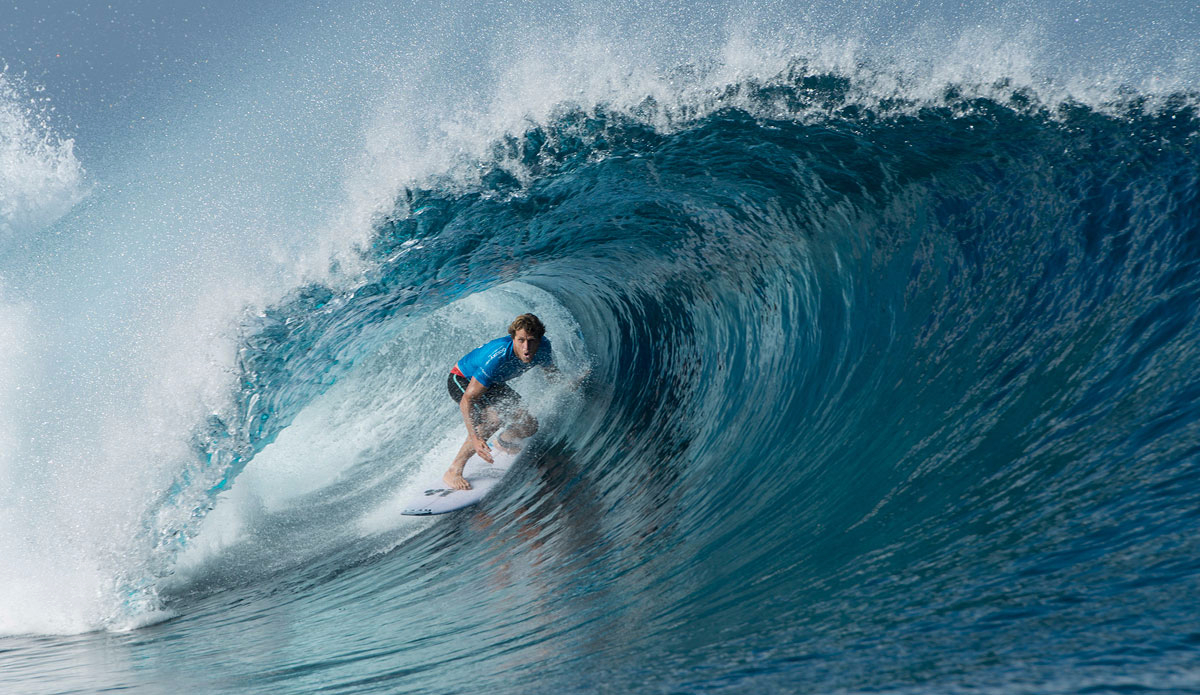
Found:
[444,313,561,490]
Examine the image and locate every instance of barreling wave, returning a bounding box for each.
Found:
[113,62,1200,692]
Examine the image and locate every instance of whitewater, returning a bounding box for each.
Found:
[2,1,1199,693]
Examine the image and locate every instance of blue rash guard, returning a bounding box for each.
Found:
[454,335,553,388]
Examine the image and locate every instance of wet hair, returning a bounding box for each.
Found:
[508,313,546,339]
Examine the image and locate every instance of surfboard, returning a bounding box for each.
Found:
[400,439,524,516]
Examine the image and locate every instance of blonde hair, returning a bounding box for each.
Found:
[508,313,546,339]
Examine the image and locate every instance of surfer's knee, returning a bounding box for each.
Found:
[474,408,501,434]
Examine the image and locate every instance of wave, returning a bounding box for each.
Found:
[85,61,1196,689]
[3,35,1199,690]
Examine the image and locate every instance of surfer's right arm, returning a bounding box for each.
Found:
[459,378,494,464]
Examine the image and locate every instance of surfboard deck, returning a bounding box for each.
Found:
[400,439,523,516]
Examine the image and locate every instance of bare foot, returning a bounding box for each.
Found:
[443,470,471,490]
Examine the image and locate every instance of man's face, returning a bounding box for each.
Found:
[513,329,541,363]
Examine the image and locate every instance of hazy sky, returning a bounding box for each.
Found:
[2,0,1196,173]
[4,1,1196,110]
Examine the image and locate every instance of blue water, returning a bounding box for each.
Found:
[3,3,1200,694]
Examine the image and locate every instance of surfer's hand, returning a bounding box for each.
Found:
[473,437,494,463]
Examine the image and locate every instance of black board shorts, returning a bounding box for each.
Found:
[447,372,522,417]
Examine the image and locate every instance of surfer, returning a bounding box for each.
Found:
[444,313,561,490]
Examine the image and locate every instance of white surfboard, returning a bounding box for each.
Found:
[400,439,524,516]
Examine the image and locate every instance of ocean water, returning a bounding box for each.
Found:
[2,2,1199,693]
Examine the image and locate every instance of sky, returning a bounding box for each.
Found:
[3,1,1196,150]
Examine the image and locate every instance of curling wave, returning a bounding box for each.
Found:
[125,68,1200,693]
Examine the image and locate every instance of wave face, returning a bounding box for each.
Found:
[4,58,1200,695]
